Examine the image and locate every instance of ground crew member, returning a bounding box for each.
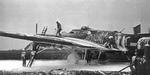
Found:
[21,50,26,67]
[104,36,114,48]
[86,50,92,63]
[56,21,62,37]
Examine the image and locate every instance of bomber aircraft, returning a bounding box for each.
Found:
[0,22,149,67]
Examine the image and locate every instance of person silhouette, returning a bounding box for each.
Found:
[56,21,62,37]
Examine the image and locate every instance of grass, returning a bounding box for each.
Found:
[0,49,128,62]
[0,49,70,60]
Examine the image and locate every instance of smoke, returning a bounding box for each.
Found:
[67,50,80,64]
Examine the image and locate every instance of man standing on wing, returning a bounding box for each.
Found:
[56,21,62,37]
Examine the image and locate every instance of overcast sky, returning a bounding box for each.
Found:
[0,0,149,50]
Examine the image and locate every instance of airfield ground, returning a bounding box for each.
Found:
[0,60,131,75]
[0,50,131,75]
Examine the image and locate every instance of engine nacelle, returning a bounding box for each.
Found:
[137,37,150,49]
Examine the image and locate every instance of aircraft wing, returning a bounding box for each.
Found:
[0,31,118,51]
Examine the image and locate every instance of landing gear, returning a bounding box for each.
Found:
[22,42,40,67]
[27,51,37,67]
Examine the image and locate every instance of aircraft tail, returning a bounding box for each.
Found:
[133,24,141,34]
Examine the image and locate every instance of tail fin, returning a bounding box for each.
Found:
[133,24,141,34]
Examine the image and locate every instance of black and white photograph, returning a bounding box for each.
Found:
[0,0,150,75]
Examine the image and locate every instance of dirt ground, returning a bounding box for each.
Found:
[0,60,131,75]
